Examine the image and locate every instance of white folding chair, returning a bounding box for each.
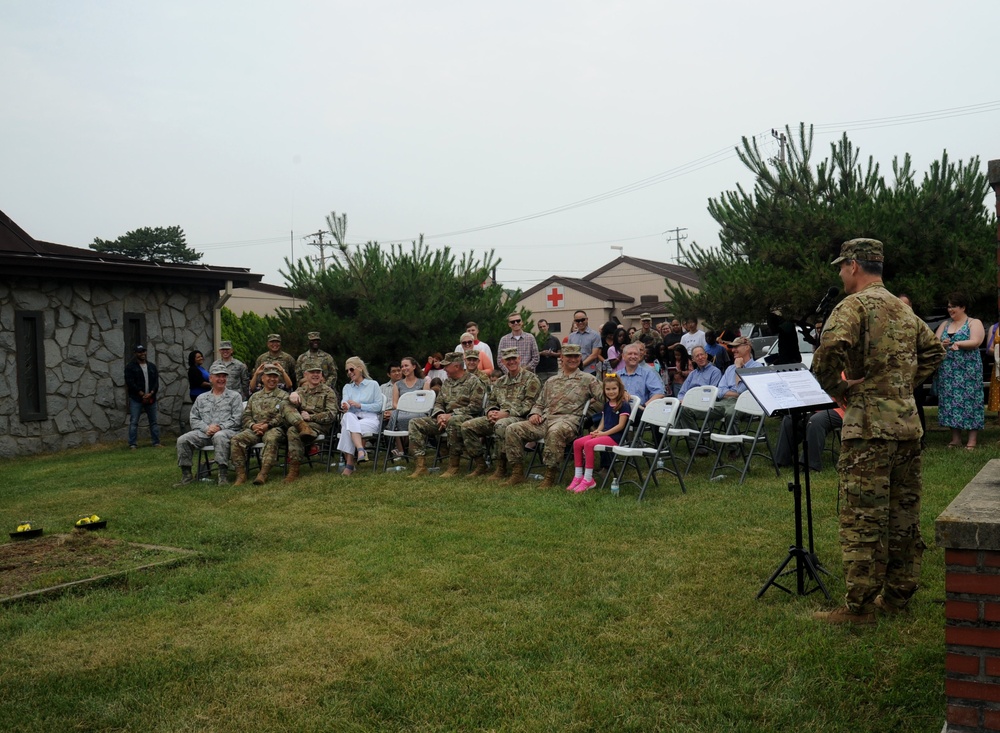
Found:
[667,385,720,475]
[604,397,685,500]
[379,390,436,472]
[708,391,778,484]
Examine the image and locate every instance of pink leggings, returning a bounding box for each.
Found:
[573,435,617,469]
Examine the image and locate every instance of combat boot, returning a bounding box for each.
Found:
[439,454,463,478]
[253,460,272,485]
[283,461,300,483]
[233,464,247,486]
[298,422,317,444]
[468,456,489,477]
[486,455,508,481]
[409,455,428,478]
[538,465,560,489]
[217,465,229,485]
[174,466,194,487]
[505,462,525,487]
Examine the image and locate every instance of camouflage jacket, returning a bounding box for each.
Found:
[487,369,541,419]
[296,349,338,388]
[190,388,243,433]
[289,382,338,427]
[431,373,487,418]
[811,282,945,441]
[253,351,297,389]
[530,368,604,421]
[241,387,290,430]
[631,328,663,346]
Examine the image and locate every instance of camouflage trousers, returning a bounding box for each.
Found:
[409,412,474,457]
[230,427,285,471]
[505,416,580,468]
[286,420,330,462]
[837,438,925,613]
[176,429,236,467]
[460,415,522,458]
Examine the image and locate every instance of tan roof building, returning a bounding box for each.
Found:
[517,255,699,336]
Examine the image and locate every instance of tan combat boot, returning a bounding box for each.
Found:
[468,456,489,477]
[233,464,248,486]
[439,454,463,478]
[253,460,272,485]
[505,462,525,487]
[409,455,428,478]
[486,455,508,481]
[538,465,560,489]
[283,461,300,483]
[298,423,317,444]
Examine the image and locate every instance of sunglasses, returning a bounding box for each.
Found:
[346,367,356,373]
[508,319,521,324]
[574,318,586,323]
[461,340,473,345]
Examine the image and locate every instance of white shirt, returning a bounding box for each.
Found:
[680,330,706,353]
[453,340,494,366]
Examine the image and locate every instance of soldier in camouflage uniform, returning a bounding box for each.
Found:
[811,238,945,625]
[408,352,487,478]
[631,312,663,347]
[283,360,338,483]
[461,347,541,479]
[252,333,297,393]
[210,340,250,399]
[503,342,604,488]
[464,348,491,385]
[230,365,296,486]
[295,331,338,390]
[174,363,243,486]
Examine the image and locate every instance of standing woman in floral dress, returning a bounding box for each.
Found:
[935,292,985,450]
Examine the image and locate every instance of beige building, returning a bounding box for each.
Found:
[224,281,302,317]
[517,255,699,337]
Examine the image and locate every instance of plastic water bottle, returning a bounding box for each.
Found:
[610,477,620,497]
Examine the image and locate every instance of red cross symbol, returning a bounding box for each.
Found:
[546,286,563,308]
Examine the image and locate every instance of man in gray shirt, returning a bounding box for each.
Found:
[210,340,250,399]
[175,364,244,485]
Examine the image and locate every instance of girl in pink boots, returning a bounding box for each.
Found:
[568,374,632,493]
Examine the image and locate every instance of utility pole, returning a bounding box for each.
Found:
[771,128,786,165]
[305,230,328,270]
[664,227,688,264]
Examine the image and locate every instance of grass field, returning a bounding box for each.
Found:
[1,414,995,732]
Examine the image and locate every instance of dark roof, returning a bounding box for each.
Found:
[583,255,700,289]
[244,281,293,297]
[621,302,676,318]
[0,209,263,289]
[520,276,633,303]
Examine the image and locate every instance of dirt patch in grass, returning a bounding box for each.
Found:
[1,531,196,600]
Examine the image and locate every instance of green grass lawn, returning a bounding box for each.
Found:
[1,414,994,732]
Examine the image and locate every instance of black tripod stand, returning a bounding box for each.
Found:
[757,407,832,599]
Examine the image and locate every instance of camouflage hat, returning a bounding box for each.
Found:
[561,343,583,356]
[640,312,652,321]
[218,340,233,350]
[831,238,884,265]
[307,331,321,340]
[262,365,281,376]
[464,349,479,361]
[266,333,282,342]
[210,363,230,375]
[500,347,520,360]
[730,336,751,348]
[303,359,323,372]
[439,351,465,366]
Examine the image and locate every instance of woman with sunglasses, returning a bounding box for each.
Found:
[455,331,493,375]
[338,356,383,475]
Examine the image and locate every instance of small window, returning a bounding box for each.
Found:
[124,312,147,361]
[15,310,46,421]
[548,322,563,334]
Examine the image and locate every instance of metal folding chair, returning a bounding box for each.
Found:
[708,391,778,484]
[603,397,686,500]
[379,390,436,472]
[667,385,720,475]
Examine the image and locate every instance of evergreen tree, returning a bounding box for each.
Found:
[666,124,996,326]
[220,308,280,365]
[90,225,202,264]
[280,236,522,381]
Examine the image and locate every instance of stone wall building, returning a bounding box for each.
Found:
[0,209,262,458]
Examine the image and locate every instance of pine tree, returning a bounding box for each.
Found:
[90,225,202,264]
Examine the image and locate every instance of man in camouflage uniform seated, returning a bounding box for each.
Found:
[295,331,338,390]
[461,347,541,480]
[230,365,312,486]
[174,363,243,486]
[408,351,487,478]
[503,342,603,488]
[283,360,338,483]
[811,238,945,625]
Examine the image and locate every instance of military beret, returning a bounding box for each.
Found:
[831,238,884,265]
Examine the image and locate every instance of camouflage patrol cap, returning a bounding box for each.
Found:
[831,238,884,265]
[640,312,652,321]
[464,349,479,361]
[303,359,323,372]
[307,331,321,340]
[561,343,583,356]
[267,333,282,342]
[218,340,233,350]
[439,351,465,366]
[210,363,229,375]
[262,365,281,376]
[500,347,519,360]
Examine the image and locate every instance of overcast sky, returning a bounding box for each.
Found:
[2,1,998,292]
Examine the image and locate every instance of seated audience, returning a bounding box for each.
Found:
[338,356,384,476]
[174,364,243,486]
[284,360,338,482]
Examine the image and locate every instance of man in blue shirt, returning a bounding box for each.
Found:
[712,336,760,422]
[675,345,724,438]
[568,310,603,374]
[615,343,665,407]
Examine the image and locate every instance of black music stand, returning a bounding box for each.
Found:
[736,364,836,599]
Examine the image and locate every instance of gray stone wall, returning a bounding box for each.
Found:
[0,278,215,458]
